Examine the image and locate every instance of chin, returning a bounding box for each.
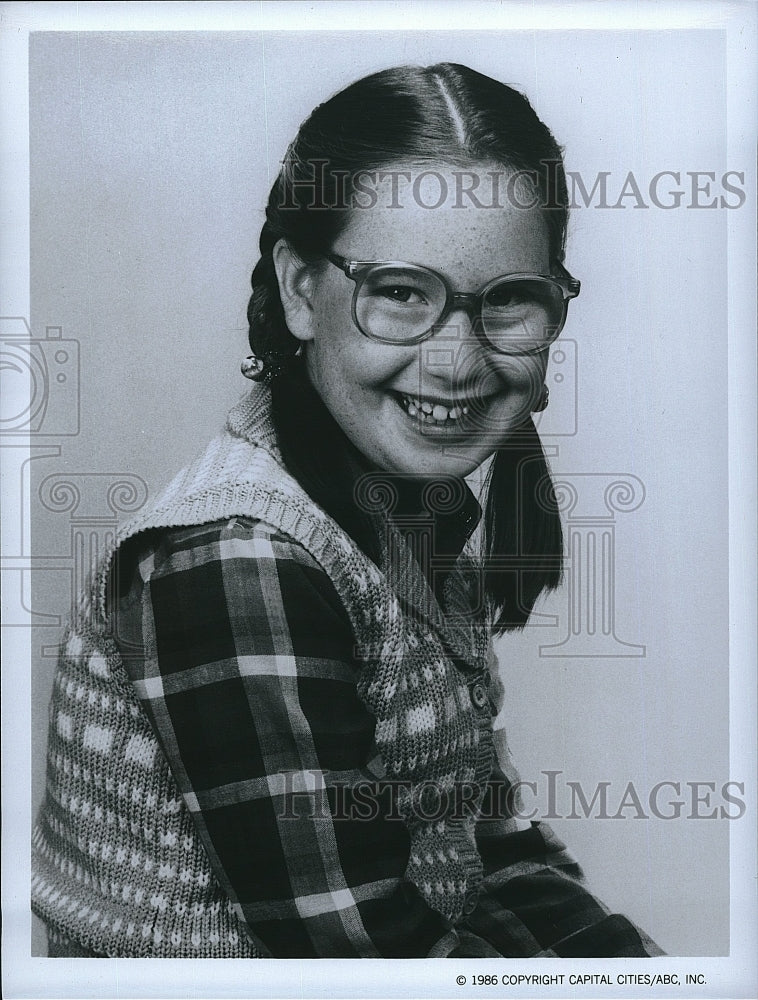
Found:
[386,448,484,480]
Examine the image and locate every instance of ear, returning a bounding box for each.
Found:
[272,240,317,342]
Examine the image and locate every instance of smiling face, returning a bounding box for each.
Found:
[274,164,553,478]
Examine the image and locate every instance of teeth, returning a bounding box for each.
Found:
[400,395,472,423]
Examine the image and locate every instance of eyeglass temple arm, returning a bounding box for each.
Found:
[553,260,581,298]
[326,252,361,278]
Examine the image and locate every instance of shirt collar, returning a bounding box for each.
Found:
[387,474,482,559]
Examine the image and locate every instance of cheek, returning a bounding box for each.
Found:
[304,307,356,390]
[478,354,549,431]
[451,352,547,412]
[308,315,412,393]
[493,353,548,393]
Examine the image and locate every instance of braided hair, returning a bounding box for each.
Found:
[246,63,568,631]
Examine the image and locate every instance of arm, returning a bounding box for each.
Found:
[453,649,664,957]
[117,515,483,958]
[462,773,664,956]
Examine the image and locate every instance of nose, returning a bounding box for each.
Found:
[430,302,479,344]
[420,305,498,393]
[428,302,500,371]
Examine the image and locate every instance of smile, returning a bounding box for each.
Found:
[396,392,493,425]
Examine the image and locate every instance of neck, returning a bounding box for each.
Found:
[270,361,480,564]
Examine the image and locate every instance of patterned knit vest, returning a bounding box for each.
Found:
[32,387,495,957]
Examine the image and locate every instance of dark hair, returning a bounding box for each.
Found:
[246,62,567,632]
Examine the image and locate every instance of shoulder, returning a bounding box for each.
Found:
[116,516,352,632]
[115,516,358,672]
[127,516,327,579]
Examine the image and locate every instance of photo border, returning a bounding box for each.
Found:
[2,2,755,998]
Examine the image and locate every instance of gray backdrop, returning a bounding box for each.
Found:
[26,29,732,957]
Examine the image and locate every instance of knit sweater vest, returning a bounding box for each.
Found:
[32,387,494,957]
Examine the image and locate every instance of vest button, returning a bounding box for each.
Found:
[470,682,488,710]
[462,889,479,916]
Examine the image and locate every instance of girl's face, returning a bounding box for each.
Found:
[277,164,552,478]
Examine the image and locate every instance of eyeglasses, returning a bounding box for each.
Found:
[326,252,580,356]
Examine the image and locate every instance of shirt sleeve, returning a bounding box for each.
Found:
[452,646,664,957]
[459,771,664,956]
[115,516,474,958]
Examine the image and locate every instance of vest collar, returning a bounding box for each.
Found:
[225,385,486,664]
[225,384,281,460]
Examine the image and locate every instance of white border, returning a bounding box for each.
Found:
[2,2,756,998]
[0,0,746,32]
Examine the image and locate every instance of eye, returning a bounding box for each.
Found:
[375,283,428,304]
[359,266,445,312]
[485,283,531,309]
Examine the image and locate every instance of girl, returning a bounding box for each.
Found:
[32,62,661,959]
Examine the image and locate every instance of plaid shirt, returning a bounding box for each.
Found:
[115,514,662,958]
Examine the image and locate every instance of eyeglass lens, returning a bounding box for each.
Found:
[354,265,565,351]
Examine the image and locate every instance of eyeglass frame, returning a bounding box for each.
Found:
[325,251,581,356]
